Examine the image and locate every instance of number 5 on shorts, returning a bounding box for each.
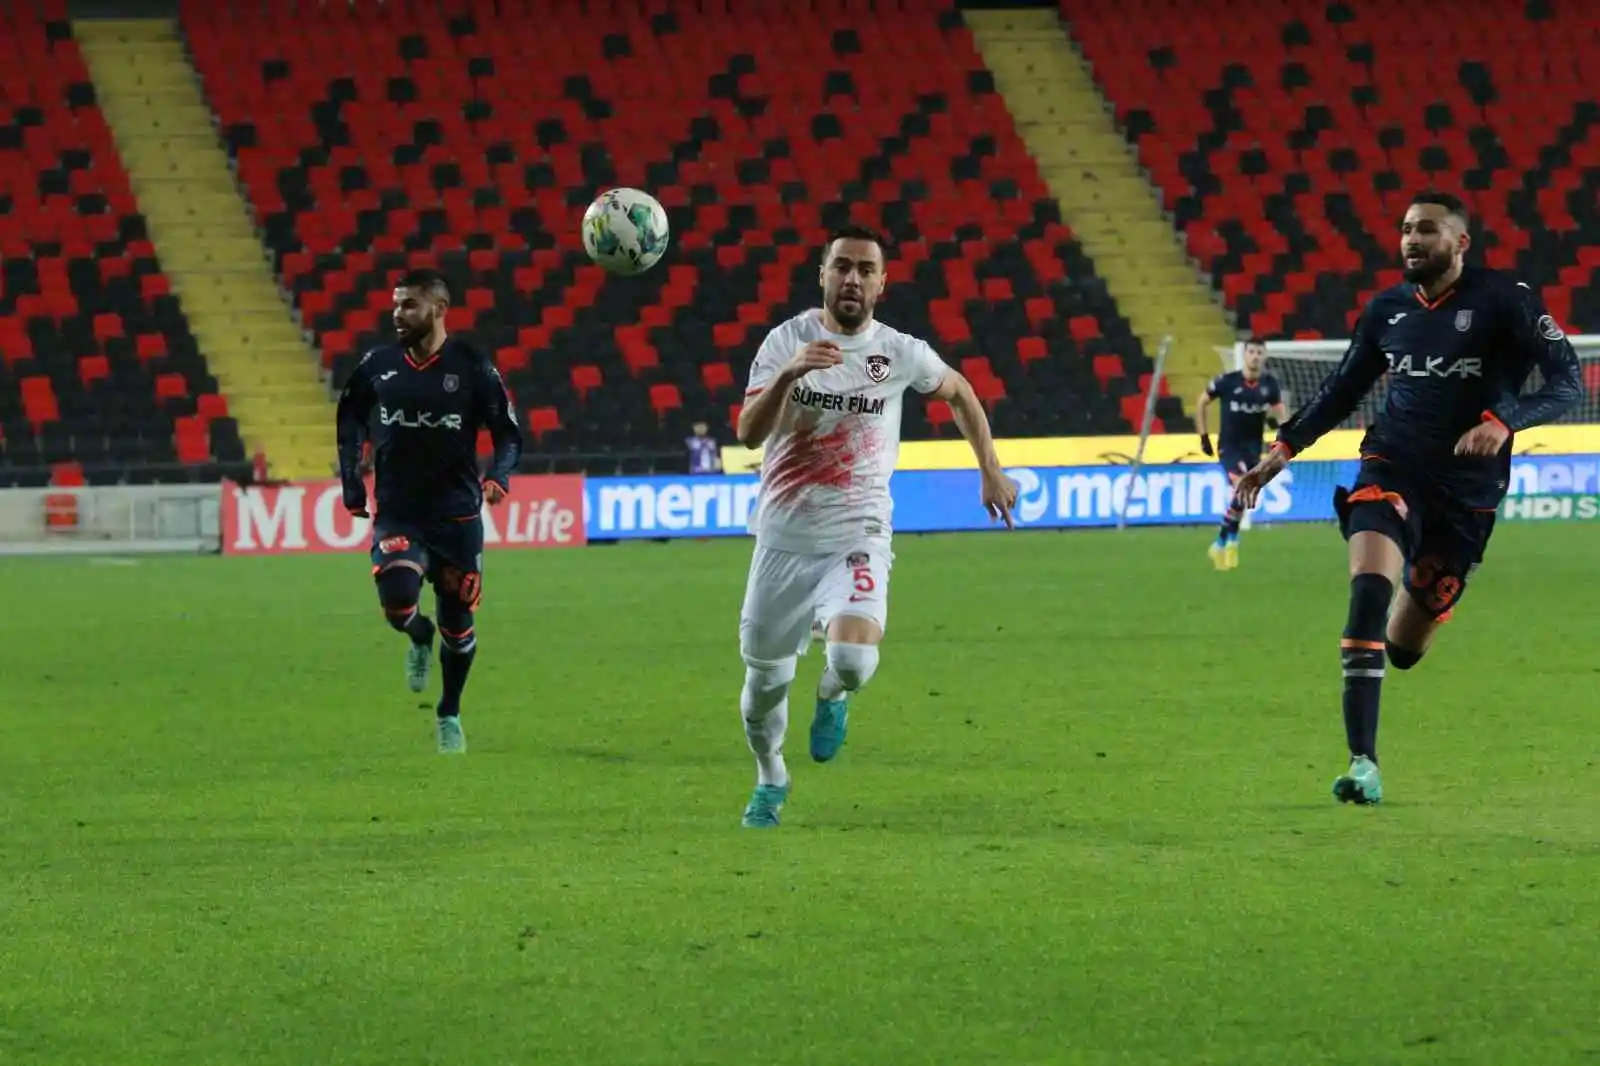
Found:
[851,565,875,594]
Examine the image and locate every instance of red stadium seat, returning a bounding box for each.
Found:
[1066,0,1600,339]
[179,0,1149,449]
[0,8,237,487]
[526,406,562,440]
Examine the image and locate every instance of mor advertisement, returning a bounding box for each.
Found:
[221,475,586,555]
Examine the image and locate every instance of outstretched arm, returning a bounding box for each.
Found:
[1196,375,1224,454]
[1486,285,1582,432]
[1274,308,1387,458]
[475,358,523,495]
[929,369,1017,528]
[931,370,1000,469]
[335,358,376,514]
[1194,390,1214,450]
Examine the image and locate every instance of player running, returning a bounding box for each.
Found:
[1233,190,1580,805]
[1195,335,1286,569]
[733,224,1018,828]
[335,268,523,753]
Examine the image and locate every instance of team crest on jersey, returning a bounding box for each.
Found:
[443,374,459,393]
[865,353,891,383]
[846,551,869,568]
[1454,309,1473,332]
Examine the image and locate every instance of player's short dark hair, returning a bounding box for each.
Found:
[395,268,451,303]
[1409,189,1470,229]
[1243,335,1267,349]
[824,223,889,258]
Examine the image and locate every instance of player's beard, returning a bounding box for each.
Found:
[396,315,433,349]
[1402,246,1453,286]
[829,290,871,330]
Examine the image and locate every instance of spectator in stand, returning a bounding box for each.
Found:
[686,421,722,474]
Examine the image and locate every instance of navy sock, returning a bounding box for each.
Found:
[437,626,476,718]
[1217,494,1244,543]
[404,612,435,647]
[1341,573,1393,762]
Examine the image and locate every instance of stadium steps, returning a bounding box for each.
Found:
[965,9,1235,406]
[75,18,333,480]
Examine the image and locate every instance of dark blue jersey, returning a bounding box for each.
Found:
[1277,267,1581,509]
[1206,370,1282,448]
[335,336,523,523]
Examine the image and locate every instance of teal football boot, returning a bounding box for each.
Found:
[740,783,789,827]
[1333,755,1382,805]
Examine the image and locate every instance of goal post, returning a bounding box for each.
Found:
[1118,334,1173,530]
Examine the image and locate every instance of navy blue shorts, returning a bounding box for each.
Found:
[1219,443,1261,483]
[371,515,485,609]
[1334,459,1496,619]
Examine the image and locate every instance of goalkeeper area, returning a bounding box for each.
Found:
[4,528,1595,1065]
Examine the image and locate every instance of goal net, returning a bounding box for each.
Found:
[1210,333,1600,525]
[1217,335,1600,431]
[0,485,219,556]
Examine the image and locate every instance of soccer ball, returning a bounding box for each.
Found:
[581,187,670,276]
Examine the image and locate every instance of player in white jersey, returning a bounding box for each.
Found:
[732,224,1018,828]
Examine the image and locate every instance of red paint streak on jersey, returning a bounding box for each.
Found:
[764,421,856,505]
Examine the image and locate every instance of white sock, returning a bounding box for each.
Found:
[818,641,880,701]
[756,752,788,788]
[741,659,794,788]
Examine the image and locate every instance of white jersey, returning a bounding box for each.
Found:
[744,309,950,552]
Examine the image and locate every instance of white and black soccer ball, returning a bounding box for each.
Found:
[581,187,670,276]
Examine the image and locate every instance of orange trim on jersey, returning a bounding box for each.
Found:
[1270,439,1294,459]
[744,386,765,397]
[406,349,442,371]
[1340,638,1385,650]
[1481,410,1509,432]
[1413,283,1458,310]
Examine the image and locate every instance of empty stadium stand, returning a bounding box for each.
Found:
[181,0,1177,470]
[0,3,247,488]
[1066,0,1600,341]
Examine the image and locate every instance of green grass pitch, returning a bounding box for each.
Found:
[2,523,1595,1065]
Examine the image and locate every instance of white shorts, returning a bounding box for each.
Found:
[738,537,894,663]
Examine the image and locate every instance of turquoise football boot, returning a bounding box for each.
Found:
[1333,755,1382,805]
[406,640,432,693]
[740,783,789,828]
[809,696,849,763]
[436,714,466,754]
